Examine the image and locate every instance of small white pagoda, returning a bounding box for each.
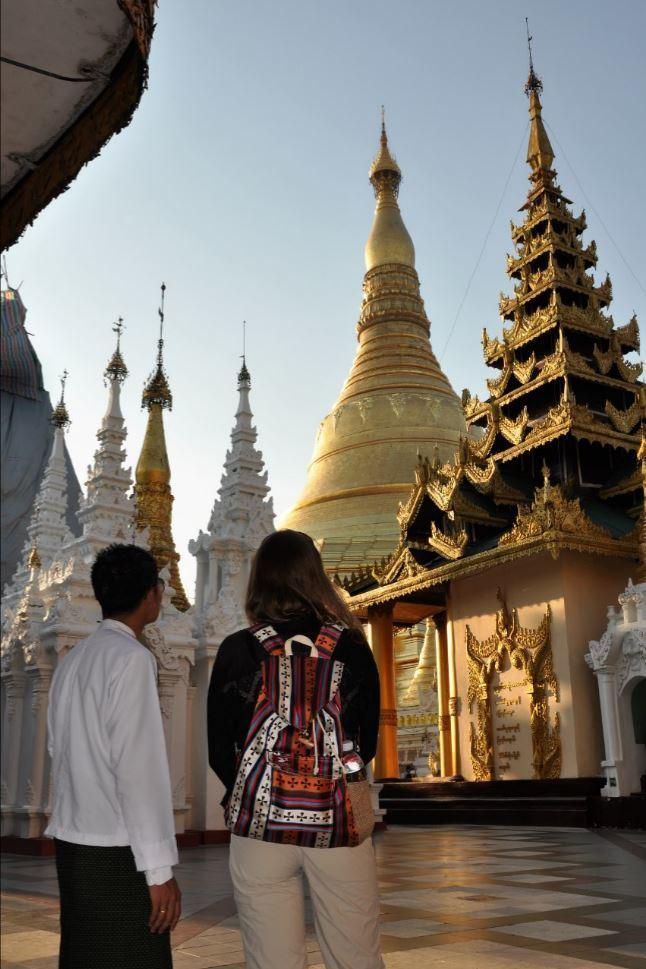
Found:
[586,579,646,798]
[189,357,275,831]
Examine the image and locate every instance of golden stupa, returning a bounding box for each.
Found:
[283,118,466,572]
[134,286,189,611]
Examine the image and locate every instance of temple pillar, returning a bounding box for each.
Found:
[446,610,461,777]
[207,548,219,606]
[2,672,26,830]
[435,614,453,777]
[194,551,208,614]
[594,667,623,795]
[185,684,196,828]
[22,669,52,837]
[368,606,399,780]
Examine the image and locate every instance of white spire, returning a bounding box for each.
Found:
[190,358,275,643]
[208,361,274,541]
[26,406,73,566]
[75,335,134,547]
[1,394,73,628]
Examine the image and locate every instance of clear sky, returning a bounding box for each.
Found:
[6,0,646,597]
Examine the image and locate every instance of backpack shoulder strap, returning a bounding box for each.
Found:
[248,623,284,655]
[313,622,346,659]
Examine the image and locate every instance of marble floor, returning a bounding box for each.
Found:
[2,826,645,968]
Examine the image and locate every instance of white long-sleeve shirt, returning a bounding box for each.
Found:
[45,619,178,885]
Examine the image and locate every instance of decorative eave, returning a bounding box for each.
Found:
[1,1,156,251]
[593,334,643,382]
[510,198,585,242]
[349,508,638,614]
[615,314,640,352]
[484,305,605,365]
[498,469,620,550]
[468,353,643,429]
[428,521,469,560]
[500,269,612,320]
[494,397,640,464]
[507,236,597,278]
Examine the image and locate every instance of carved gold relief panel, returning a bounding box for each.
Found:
[465,590,561,782]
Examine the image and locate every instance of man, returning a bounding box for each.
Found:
[46,543,181,968]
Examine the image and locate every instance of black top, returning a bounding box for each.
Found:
[207,616,380,799]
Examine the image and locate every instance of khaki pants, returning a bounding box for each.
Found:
[229,834,384,969]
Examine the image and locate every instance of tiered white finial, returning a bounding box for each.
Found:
[76,321,134,547]
[190,346,275,644]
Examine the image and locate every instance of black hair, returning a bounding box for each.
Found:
[91,544,159,617]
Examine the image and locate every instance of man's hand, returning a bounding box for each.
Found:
[148,878,181,933]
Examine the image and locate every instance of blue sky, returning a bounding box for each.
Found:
[7,0,646,595]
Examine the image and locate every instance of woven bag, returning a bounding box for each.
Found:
[346,773,375,844]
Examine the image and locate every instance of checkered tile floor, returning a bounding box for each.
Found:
[2,826,645,967]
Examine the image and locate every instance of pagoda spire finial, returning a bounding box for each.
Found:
[105,317,128,383]
[369,106,401,189]
[365,110,415,271]
[238,319,250,385]
[142,283,172,410]
[51,369,71,428]
[524,18,543,97]
[523,22,554,180]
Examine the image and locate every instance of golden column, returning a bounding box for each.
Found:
[134,284,189,612]
[434,613,453,777]
[368,605,399,779]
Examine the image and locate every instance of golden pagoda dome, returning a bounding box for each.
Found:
[282,119,466,573]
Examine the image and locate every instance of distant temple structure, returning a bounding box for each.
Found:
[344,59,644,786]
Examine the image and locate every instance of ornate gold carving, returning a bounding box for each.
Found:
[615,313,640,351]
[372,543,426,586]
[499,408,529,445]
[592,336,644,384]
[428,521,469,560]
[605,397,641,434]
[499,466,612,550]
[462,388,485,420]
[466,590,560,782]
[513,352,536,385]
[485,348,536,398]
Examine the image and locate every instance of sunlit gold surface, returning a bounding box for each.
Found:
[134,370,189,611]
[282,123,465,571]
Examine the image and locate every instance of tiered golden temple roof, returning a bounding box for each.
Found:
[282,118,466,573]
[344,64,643,608]
[134,287,189,611]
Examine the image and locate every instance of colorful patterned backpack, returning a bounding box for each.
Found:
[224,622,374,848]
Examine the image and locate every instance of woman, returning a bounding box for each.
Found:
[208,529,383,969]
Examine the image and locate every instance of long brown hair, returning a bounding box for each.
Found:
[246,529,360,629]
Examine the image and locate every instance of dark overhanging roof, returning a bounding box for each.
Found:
[1,0,155,250]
